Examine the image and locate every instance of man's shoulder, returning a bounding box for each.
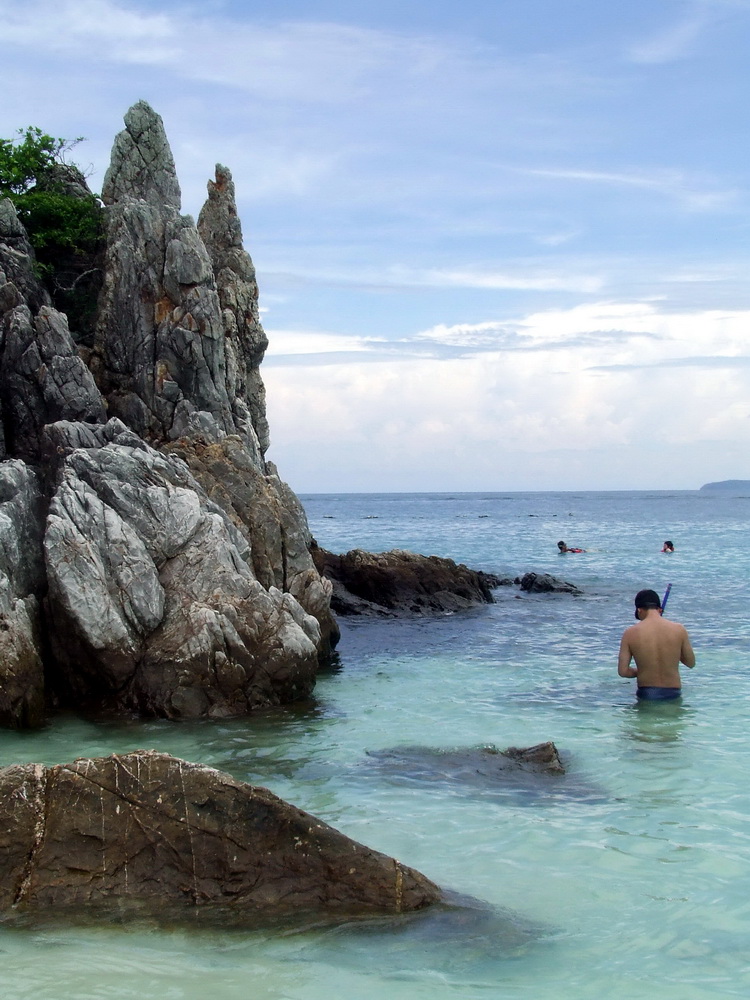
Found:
[662,617,687,632]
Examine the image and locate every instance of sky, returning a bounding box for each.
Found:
[2,0,750,492]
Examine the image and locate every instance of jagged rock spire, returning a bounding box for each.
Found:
[198,165,270,453]
[101,100,181,209]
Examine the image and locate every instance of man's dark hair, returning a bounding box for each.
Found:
[634,589,662,609]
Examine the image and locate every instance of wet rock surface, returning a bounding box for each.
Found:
[0,750,441,928]
[311,545,504,617]
[515,572,582,595]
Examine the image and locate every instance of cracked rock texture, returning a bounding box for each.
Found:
[0,101,337,725]
[0,751,441,927]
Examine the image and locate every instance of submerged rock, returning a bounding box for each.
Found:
[493,741,565,773]
[357,741,607,807]
[0,750,441,928]
[367,742,565,782]
[311,545,503,617]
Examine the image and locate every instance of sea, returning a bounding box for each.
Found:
[1,489,749,1000]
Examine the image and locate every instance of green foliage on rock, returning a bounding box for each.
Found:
[13,188,102,274]
[0,127,105,341]
[0,126,83,195]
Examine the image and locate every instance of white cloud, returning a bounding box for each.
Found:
[2,0,174,62]
[415,267,604,293]
[266,329,373,356]
[259,262,606,296]
[263,303,750,490]
[525,166,737,212]
[0,0,457,104]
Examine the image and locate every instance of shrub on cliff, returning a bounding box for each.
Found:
[0,126,104,340]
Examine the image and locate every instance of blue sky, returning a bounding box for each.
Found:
[3,0,750,491]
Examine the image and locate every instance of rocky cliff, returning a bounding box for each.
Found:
[0,101,338,727]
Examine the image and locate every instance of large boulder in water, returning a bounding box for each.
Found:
[0,750,441,927]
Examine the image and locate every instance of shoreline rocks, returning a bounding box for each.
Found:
[311,545,582,617]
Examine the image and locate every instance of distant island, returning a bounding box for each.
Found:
[699,480,750,491]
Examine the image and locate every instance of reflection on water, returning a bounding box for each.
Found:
[619,700,696,745]
[292,892,551,979]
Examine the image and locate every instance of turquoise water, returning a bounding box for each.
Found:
[2,490,749,999]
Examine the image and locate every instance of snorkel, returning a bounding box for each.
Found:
[661,582,672,613]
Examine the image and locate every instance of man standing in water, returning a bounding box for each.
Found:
[618,589,695,700]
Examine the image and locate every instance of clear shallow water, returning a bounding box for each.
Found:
[2,490,750,999]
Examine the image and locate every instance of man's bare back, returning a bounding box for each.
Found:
[618,589,695,697]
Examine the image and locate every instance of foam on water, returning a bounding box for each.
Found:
[1,491,749,999]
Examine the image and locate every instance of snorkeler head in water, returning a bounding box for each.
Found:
[557,540,585,553]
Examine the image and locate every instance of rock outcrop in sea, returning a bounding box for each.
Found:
[0,750,441,927]
[0,101,338,727]
[515,572,582,595]
[311,545,504,616]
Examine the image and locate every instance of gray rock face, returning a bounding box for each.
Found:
[0,302,106,461]
[0,195,106,464]
[198,164,270,453]
[0,101,337,726]
[101,100,181,210]
[93,197,236,445]
[0,199,50,317]
[0,751,441,927]
[165,439,339,655]
[94,104,264,457]
[0,462,46,727]
[43,424,321,718]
